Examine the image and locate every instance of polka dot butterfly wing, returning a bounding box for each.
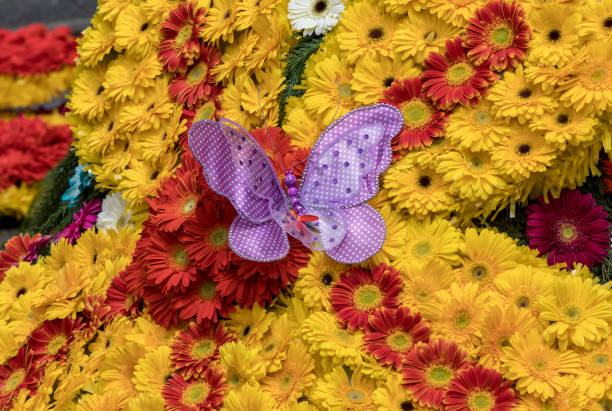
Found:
[298,104,404,264]
[188,119,299,262]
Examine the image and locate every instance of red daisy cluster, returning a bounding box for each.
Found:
[159,2,207,73]
[162,367,226,411]
[526,189,611,269]
[0,117,72,191]
[401,339,517,409]
[169,45,223,107]
[0,24,76,75]
[330,264,403,330]
[123,147,309,328]
[0,347,41,408]
[0,233,42,281]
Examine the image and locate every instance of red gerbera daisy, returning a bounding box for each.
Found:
[364,307,431,369]
[180,87,224,147]
[464,0,531,71]
[213,238,310,308]
[422,37,496,109]
[105,270,141,319]
[180,198,238,274]
[0,233,41,280]
[79,294,113,339]
[162,367,227,411]
[602,159,612,194]
[28,317,82,365]
[330,264,403,330]
[283,146,310,182]
[170,322,235,379]
[158,2,206,73]
[173,275,234,325]
[0,347,41,409]
[249,127,296,176]
[444,365,517,411]
[379,77,448,154]
[142,285,182,329]
[168,44,222,107]
[141,230,198,293]
[147,155,209,233]
[526,189,611,269]
[401,339,471,409]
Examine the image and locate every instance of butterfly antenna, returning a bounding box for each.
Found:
[258,86,288,172]
[328,78,342,126]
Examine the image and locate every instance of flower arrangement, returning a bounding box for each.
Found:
[2,0,612,409]
[0,24,76,109]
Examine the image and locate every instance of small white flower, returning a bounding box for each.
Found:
[288,0,345,36]
[96,192,133,233]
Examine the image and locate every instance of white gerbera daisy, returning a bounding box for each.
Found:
[288,0,345,36]
[96,191,133,232]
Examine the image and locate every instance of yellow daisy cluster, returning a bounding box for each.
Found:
[0,183,37,220]
[0,68,74,110]
[285,0,612,223]
[68,0,187,206]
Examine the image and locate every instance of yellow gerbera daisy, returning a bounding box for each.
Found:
[421,282,491,356]
[76,386,132,411]
[392,11,460,65]
[69,66,109,121]
[478,305,541,371]
[124,315,175,351]
[578,0,612,41]
[240,65,284,121]
[396,217,462,271]
[245,15,291,72]
[456,228,520,291]
[351,54,420,105]
[398,260,458,313]
[283,96,324,149]
[114,3,160,58]
[488,66,557,124]
[300,311,363,368]
[133,112,185,165]
[294,251,349,312]
[515,382,589,410]
[446,100,510,151]
[302,54,359,126]
[0,262,47,316]
[100,342,146,396]
[537,276,612,351]
[118,150,178,205]
[428,0,486,28]
[7,293,43,343]
[224,384,284,411]
[132,345,173,396]
[559,41,612,112]
[501,329,580,399]
[201,0,239,43]
[43,238,74,273]
[261,340,316,407]
[529,105,598,149]
[226,303,275,346]
[235,0,280,31]
[524,56,583,93]
[335,0,399,64]
[118,77,175,132]
[528,4,581,66]
[491,124,557,181]
[77,16,115,67]
[382,0,425,15]
[212,31,258,85]
[491,265,555,323]
[220,340,267,390]
[127,393,165,411]
[408,136,457,167]
[221,72,260,131]
[310,367,377,410]
[436,149,507,200]
[576,338,612,401]
[259,314,292,373]
[98,0,132,24]
[383,157,456,219]
[372,372,422,411]
[102,54,162,103]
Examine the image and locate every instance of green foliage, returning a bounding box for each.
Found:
[20,150,105,237]
[277,34,324,125]
[479,204,529,247]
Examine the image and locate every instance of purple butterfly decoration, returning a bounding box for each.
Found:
[188,103,403,264]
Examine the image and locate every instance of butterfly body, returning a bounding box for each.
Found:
[188,103,403,264]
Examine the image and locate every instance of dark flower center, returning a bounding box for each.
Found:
[518,88,532,99]
[96,86,104,95]
[423,31,438,41]
[383,77,395,88]
[418,175,431,188]
[243,325,251,336]
[108,121,114,132]
[321,273,333,286]
[314,0,327,12]
[16,287,26,297]
[547,29,561,41]
[150,170,159,180]
[556,113,569,125]
[518,144,531,155]
[400,401,415,410]
[368,27,384,41]
[223,10,230,19]
[604,17,612,29]
[140,22,149,31]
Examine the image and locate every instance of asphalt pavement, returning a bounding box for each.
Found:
[0,0,98,32]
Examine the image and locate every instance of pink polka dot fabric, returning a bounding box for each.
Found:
[188,104,403,264]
